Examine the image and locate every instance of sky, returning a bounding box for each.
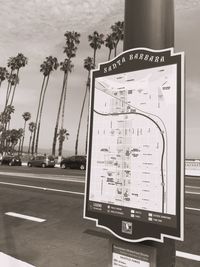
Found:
[0,0,199,158]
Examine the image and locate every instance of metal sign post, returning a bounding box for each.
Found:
[123,0,174,50]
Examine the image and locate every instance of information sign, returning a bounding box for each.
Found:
[111,242,156,267]
[84,48,184,242]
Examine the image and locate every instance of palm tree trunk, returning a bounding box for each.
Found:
[114,40,119,57]
[20,121,26,154]
[61,75,68,128]
[58,81,67,157]
[5,70,13,108]
[11,142,15,154]
[108,49,112,60]
[52,72,68,156]
[28,133,33,154]
[35,74,50,154]
[0,137,4,154]
[18,138,22,156]
[5,84,13,108]
[5,140,8,154]
[75,72,89,155]
[7,120,10,130]
[9,69,19,106]
[58,72,69,157]
[85,86,90,155]
[84,68,93,156]
[31,76,46,155]
[35,121,41,154]
[93,49,97,67]
[58,137,63,157]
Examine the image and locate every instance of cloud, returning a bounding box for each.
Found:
[0,0,124,42]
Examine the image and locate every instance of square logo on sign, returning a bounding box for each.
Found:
[122,221,132,235]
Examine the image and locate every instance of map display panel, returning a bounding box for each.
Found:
[89,65,177,215]
[84,48,184,242]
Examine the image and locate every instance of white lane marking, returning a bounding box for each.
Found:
[0,181,84,195]
[5,212,46,222]
[176,251,200,261]
[186,191,200,195]
[0,172,85,183]
[186,186,200,189]
[0,252,35,267]
[185,207,200,212]
[0,181,199,198]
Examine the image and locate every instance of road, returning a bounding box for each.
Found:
[0,166,199,267]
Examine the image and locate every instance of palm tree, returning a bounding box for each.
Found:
[64,31,80,58]
[52,31,80,157]
[5,55,18,108]
[105,34,115,60]
[88,31,104,67]
[1,129,11,154]
[111,21,124,57]
[31,61,47,155]
[7,53,28,106]
[5,73,19,107]
[20,112,31,154]
[28,122,36,154]
[32,56,59,155]
[57,128,69,157]
[0,112,9,153]
[0,67,8,88]
[9,129,19,154]
[0,105,15,154]
[3,105,15,130]
[52,59,73,156]
[17,128,24,155]
[75,57,94,155]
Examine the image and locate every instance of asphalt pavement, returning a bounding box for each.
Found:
[0,166,199,266]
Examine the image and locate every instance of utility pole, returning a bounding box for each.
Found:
[124,1,175,266]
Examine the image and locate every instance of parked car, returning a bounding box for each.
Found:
[27,155,55,168]
[60,155,86,170]
[0,155,22,166]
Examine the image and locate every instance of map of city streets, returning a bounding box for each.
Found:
[84,48,184,242]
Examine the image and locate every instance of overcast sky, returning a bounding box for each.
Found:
[0,0,199,158]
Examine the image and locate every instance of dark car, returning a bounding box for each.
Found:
[60,156,86,170]
[0,155,22,166]
[27,155,55,168]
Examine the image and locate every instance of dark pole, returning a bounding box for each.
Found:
[124,1,175,266]
[124,0,174,50]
